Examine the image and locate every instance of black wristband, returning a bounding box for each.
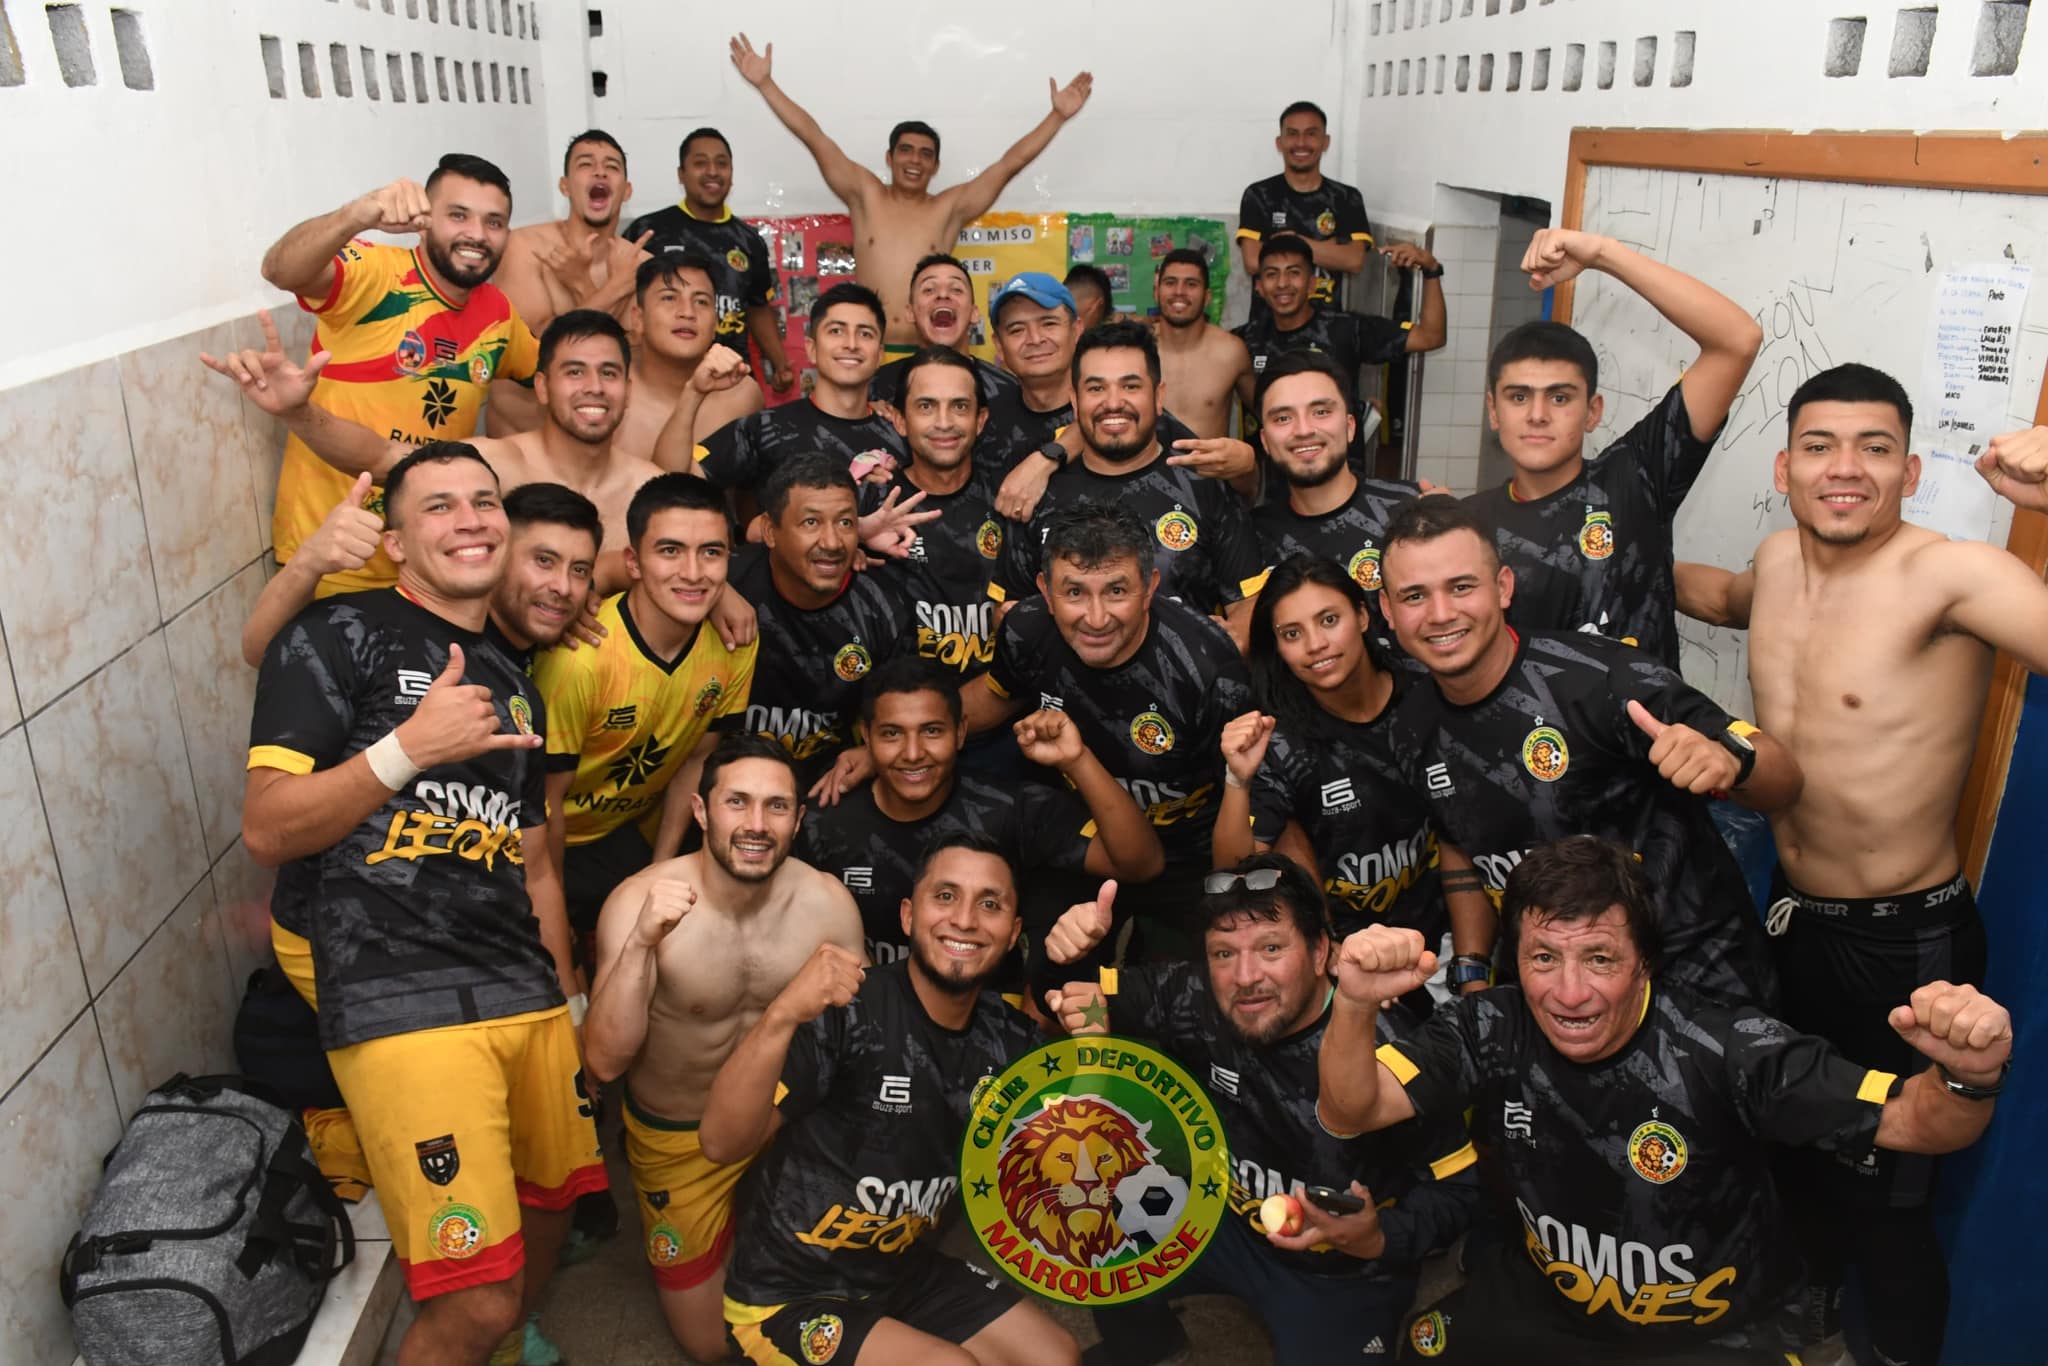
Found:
[1035,438,1068,467]
[1937,1061,2008,1100]
[1419,264,1445,279]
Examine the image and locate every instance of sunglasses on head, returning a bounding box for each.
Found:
[1202,868,1287,896]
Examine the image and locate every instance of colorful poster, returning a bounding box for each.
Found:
[954,212,1069,362]
[1066,214,1230,324]
[745,213,857,408]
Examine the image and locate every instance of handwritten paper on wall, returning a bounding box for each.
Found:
[1910,263,2032,542]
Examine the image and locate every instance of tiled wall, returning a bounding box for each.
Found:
[0,307,311,1364]
[1412,221,1501,493]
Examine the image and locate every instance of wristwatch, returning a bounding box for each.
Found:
[1446,955,1493,989]
[1938,1060,2009,1101]
[1716,728,1758,788]
[1034,438,1069,467]
[1419,263,1445,279]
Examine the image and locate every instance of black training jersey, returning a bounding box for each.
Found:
[1113,962,1476,1280]
[1389,631,1776,1007]
[1236,174,1374,309]
[796,775,1095,963]
[622,203,776,343]
[990,455,1268,615]
[723,960,1043,1306]
[976,394,1198,477]
[881,462,1006,680]
[248,589,558,1049]
[1383,984,1899,1349]
[870,353,1019,411]
[1466,383,1719,669]
[1250,705,1442,943]
[695,400,908,500]
[1234,306,1410,386]
[727,548,917,786]
[989,597,1251,869]
[1250,474,1419,650]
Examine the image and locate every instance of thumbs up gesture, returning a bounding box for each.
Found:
[298,472,385,577]
[395,643,544,769]
[1044,881,1117,965]
[1626,699,1738,795]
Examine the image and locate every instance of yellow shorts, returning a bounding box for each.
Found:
[272,921,318,1009]
[270,927,374,1201]
[325,1005,607,1299]
[624,1085,751,1290]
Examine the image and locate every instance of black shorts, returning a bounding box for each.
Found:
[1402,1240,1796,1363]
[731,1251,1017,1365]
[562,821,656,936]
[1092,1212,1416,1361]
[1766,867,1987,1208]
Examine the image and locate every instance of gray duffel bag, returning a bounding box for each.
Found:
[61,1074,355,1366]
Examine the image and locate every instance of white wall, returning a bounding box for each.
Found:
[1348,0,2048,227]
[586,1,1358,224]
[0,0,582,391]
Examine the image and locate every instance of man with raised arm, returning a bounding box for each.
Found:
[699,833,1080,1366]
[1677,364,2048,1366]
[489,130,652,434]
[729,31,1093,345]
[1317,836,2014,1365]
[255,153,540,596]
[582,734,864,1363]
[243,443,597,1366]
[1465,227,1762,668]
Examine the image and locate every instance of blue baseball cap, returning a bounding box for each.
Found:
[989,271,1076,321]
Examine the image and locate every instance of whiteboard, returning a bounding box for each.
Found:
[1570,167,2048,714]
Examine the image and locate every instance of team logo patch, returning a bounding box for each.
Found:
[429,1202,487,1260]
[469,352,493,386]
[414,1134,460,1186]
[646,1221,684,1267]
[970,1073,997,1109]
[832,643,872,682]
[1154,510,1198,552]
[799,1313,843,1363]
[1347,545,1383,591]
[1628,1120,1689,1184]
[725,246,751,273]
[1315,209,1338,236]
[1409,1310,1448,1357]
[1578,509,1615,561]
[647,1189,670,1210]
[961,1036,1230,1306]
[1522,726,1569,782]
[508,696,534,736]
[693,677,724,717]
[1130,711,1175,755]
[976,518,1003,560]
[395,329,427,375]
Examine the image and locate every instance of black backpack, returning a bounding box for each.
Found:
[61,1074,356,1366]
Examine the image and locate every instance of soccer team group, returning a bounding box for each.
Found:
[204,31,2048,1366]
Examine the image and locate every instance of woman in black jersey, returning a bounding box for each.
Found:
[1217,555,1492,1008]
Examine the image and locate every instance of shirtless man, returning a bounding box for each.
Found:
[582,733,864,1361]
[729,31,1093,345]
[614,253,763,467]
[489,130,653,434]
[1679,362,2048,1366]
[1151,248,1252,438]
[868,253,1021,418]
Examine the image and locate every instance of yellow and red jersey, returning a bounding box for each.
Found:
[274,240,539,595]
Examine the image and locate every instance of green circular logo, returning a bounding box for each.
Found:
[960,1035,1230,1306]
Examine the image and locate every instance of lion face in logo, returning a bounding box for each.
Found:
[799,1312,843,1363]
[996,1096,1156,1268]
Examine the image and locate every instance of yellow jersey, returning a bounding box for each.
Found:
[274,241,539,595]
[533,592,757,845]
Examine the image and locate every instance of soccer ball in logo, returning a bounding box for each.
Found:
[1111,1163,1189,1249]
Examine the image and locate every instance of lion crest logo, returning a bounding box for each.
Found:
[962,1036,1230,1307]
[832,642,872,682]
[975,518,1003,560]
[1130,711,1175,755]
[996,1096,1157,1268]
[428,1202,486,1261]
[1409,1309,1449,1357]
[726,247,751,274]
[1522,726,1569,782]
[1578,509,1615,561]
[798,1312,843,1363]
[1155,510,1198,552]
[508,696,534,736]
[693,678,724,718]
[1627,1120,1689,1185]
[1314,209,1338,236]
[646,1222,684,1267]
[1347,545,1383,592]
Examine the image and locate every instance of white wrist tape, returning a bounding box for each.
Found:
[566,993,589,1028]
[364,732,421,790]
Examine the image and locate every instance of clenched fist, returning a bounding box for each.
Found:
[633,879,697,949]
[771,942,867,1027]
[1333,925,1435,1008]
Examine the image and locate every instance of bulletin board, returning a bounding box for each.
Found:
[1067,213,1230,323]
[953,211,1069,362]
[749,213,858,408]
